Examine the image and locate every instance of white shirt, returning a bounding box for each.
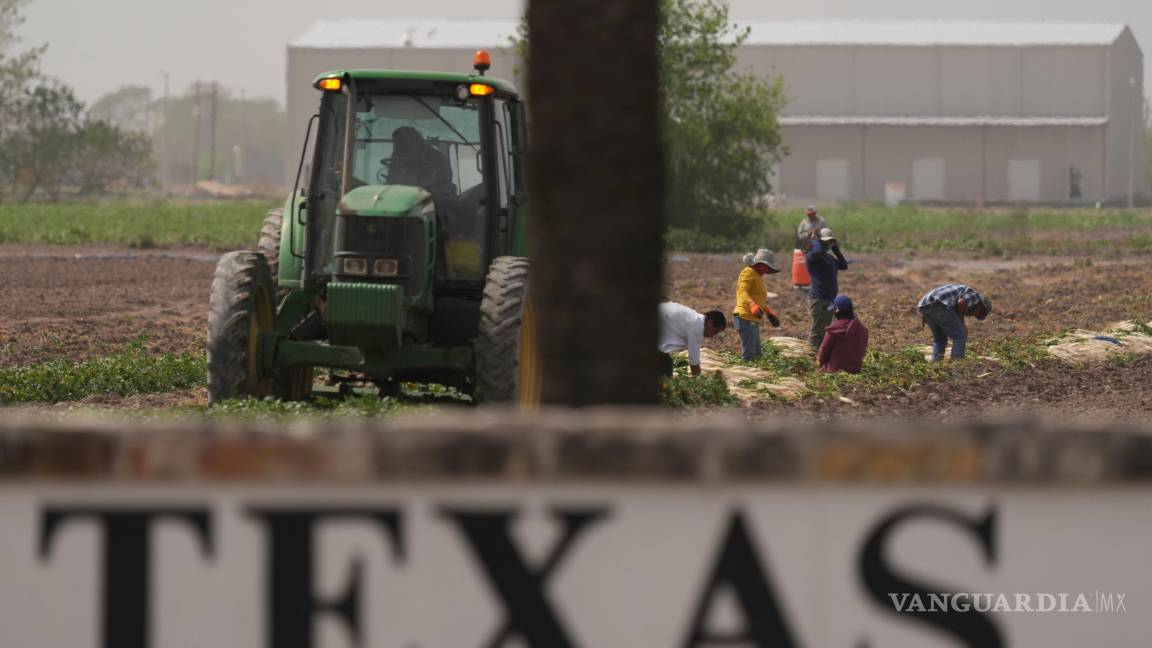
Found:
[658,302,705,366]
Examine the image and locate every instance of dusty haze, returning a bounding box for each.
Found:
[19,0,1152,105]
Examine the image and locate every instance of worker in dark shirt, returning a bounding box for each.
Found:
[804,227,849,349]
[387,126,454,195]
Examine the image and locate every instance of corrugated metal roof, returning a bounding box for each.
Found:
[743,21,1126,47]
[291,19,1128,50]
[292,20,519,49]
[780,116,1109,127]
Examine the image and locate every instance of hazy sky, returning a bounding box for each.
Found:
[18,0,1152,105]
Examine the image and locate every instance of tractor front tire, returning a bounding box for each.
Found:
[207,251,279,404]
[257,207,289,303]
[257,207,284,279]
[475,256,541,405]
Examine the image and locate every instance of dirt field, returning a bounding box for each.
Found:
[0,246,213,365]
[3,243,1151,419]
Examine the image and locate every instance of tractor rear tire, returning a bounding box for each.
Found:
[475,256,540,405]
[207,251,277,404]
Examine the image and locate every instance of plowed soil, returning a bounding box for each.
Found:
[3,244,1151,419]
[0,246,214,366]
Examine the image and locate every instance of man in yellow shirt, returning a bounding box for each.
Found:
[733,248,781,361]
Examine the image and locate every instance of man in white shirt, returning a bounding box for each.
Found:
[659,302,727,377]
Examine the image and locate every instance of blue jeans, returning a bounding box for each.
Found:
[920,304,966,361]
[734,316,761,361]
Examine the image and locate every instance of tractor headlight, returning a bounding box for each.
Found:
[340,257,368,276]
[373,258,399,277]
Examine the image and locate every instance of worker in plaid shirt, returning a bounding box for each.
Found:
[917,284,992,362]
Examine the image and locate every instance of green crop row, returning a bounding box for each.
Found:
[668,205,1152,255]
[0,201,272,248]
[0,349,206,404]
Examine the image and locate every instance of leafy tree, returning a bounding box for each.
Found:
[88,85,153,132]
[4,80,84,201]
[0,2,156,201]
[0,0,44,200]
[73,119,154,194]
[513,0,787,238]
[660,0,787,237]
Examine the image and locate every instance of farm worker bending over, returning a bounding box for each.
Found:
[917,284,992,362]
[796,205,827,248]
[816,295,869,374]
[658,302,727,377]
[732,248,781,361]
[804,228,849,349]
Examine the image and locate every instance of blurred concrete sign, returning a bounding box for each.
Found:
[0,486,1148,647]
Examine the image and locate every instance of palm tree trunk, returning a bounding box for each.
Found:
[527,0,664,405]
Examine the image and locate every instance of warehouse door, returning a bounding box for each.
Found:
[912,157,945,201]
[1008,159,1041,202]
[816,158,849,201]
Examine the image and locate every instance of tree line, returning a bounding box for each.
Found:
[0,0,285,202]
[513,0,788,240]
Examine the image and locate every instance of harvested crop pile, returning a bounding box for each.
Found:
[697,342,807,403]
[1046,320,1152,363]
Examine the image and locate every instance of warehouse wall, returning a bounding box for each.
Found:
[1107,29,1147,201]
[938,47,1023,117]
[779,124,1105,203]
[747,43,1110,120]
[981,125,1105,202]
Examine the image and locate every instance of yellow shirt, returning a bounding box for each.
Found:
[734,266,768,321]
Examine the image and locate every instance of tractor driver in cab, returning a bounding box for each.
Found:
[387,126,455,196]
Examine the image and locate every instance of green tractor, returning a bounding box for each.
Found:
[207,53,539,405]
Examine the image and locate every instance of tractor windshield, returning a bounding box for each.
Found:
[350,94,482,198]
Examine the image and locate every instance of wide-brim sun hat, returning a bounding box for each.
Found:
[751,248,779,272]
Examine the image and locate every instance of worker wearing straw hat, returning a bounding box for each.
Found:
[803,227,849,349]
[733,248,781,361]
[917,284,992,362]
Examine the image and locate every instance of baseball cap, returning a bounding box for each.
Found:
[976,296,992,320]
[827,295,854,312]
[818,227,836,241]
[805,205,817,216]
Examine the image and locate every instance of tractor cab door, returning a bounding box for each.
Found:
[305,89,349,279]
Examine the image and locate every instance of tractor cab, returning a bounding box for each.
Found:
[304,63,526,287]
[206,53,538,405]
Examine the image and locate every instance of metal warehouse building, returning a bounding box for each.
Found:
[286,19,1146,204]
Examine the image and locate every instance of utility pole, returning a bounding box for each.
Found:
[160,71,170,192]
[529,0,663,404]
[192,82,202,183]
[209,82,219,181]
